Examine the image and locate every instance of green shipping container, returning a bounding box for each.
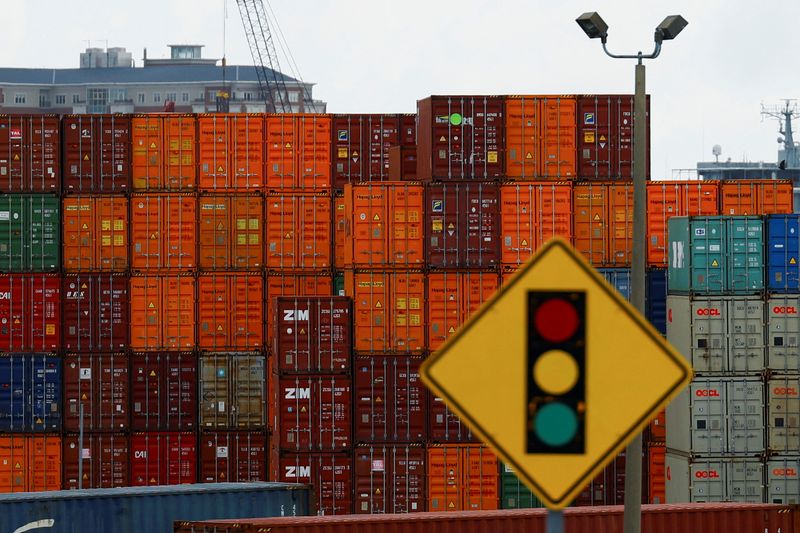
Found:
[0,194,60,271]
[500,463,542,509]
[728,217,765,293]
[334,271,345,296]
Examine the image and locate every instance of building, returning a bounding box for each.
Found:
[0,45,326,114]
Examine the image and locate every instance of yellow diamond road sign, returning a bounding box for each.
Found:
[420,238,692,510]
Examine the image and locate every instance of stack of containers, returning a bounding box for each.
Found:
[0,114,62,493]
[129,113,198,486]
[61,114,130,489]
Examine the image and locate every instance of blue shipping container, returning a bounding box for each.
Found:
[0,483,310,533]
[598,268,631,301]
[767,214,800,292]
[646,268,667,335]
[0,353,61,431]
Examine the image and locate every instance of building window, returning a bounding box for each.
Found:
[199,92,205,101]
[153,92,161,103]
[87,88,109,113]
[166,92,177,102]
[14,94,25,104]
[110,88,127,103]
[243,92,252,101]
[55,95,66,105]
[288,91,299,103]
[181,92,189,103]
[72,94,81,104]
[137,93,145,104]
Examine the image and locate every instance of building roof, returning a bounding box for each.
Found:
[0,64,300,86]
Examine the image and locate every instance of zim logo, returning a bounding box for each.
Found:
[285,465,311,478]
[584,112,595,125]
[432,199,443,213]
[283,309,310,321]
[285,387,311,399]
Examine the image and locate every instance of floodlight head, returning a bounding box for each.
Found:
[655,15,688,42]
[576,12,608,41]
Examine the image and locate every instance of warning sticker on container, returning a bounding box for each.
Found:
[46,324,55,335]
[584,131,596,143]
[487,151,498,163]
[432,220,443,232]
[372,459,385,472]
[338,147,348,158]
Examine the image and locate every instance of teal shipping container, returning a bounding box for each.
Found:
[0,194,60,271]
[500,463,541,509]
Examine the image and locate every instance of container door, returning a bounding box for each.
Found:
[767,296,800,372]
[727,217,765,293]
[690,380,726,454]
[727,297,766,372]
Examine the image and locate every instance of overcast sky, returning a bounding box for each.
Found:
[2,0,798,177]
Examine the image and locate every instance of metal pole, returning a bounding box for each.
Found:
[546,510,564,533]
[78,403,84,490]
[623,59,647,533]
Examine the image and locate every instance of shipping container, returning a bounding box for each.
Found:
[130,193,197,270]
[647,444,666,504]
[767,214,800,292]
[266,114,332,189]
[62,114,131,193]
[646,180,720,266]
[597,268,631,301]
[0,353,61,432]
[332,114,404,188]
[665,453,764,503]
[427,444,498,512]
[576,94,649,179]
[388,145,417,181]
[62,195,128,271]
[417,96,504,180]
[500,463,541,509]
[0,115,59,192]
[767,295,800,372]
[198,273,264,350]
[131,114,197,190]
[428,393,475,443]
[573,182,632,266]
[0,194,60,271]
[354,356,425,443]
[344,270,425,354]
[0,435,61,493]
[499,181,572,267]
[573,452,628,507]
[274,296,352,374]
[272,374,352,451]
[266,192,332,269]
[130,432,197,486]
[427,271,499,351]
[199,431,267,482]
[62,433,129,489]
[273,452,353,515]
[767,458,800,504]
[199,195,264,270]
[63,352,128,431]
[0,274,60,351]
[198,114,264,191]
[266,271,334,344]
[721,180,793,215]
[62,273,128,351]
[343,182,424,268]
[333,193,346,268]
[199,353,265,430]
[646,268,667,335]
[648,409,666,442]
[129,274,195,350]
[354,444,426,513]
[505,96,577,179]
[426,181,500,268]
[130,351,197,431]
[767,376,800,454]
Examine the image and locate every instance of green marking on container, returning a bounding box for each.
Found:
[450,113,463,126]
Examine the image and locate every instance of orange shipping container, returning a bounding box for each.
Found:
[265,271,333,344]
[0,435,61,493]
[63,195,128,271]
[266,192,332,269]
[720,179,794,215]
[574,182,632,266]
[428,271,499,351]
[344,270,425,354]
[333,193,346,269]
[199,195,263,270]
[344,182,424,268]
[647,444,666,504]
[646,181,720,266]
[130,275,195,350]
[427,445,498,512]
[499,181,572,266]
[131,114,197,190]
[130,193,197,270]
[266,114,332,189]
[198,114,264,191]
[505,96,577,179]
[197,273,263,350]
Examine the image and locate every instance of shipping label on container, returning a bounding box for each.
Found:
[427,445,498,511]
[0,115,60,192]
[63,353,129,432]
[200,431,267,483]
[333,114,402,188]
[131,352,196,431]
[354,445,426,513]
[130,275,195,350]
[266,272,333,345]
[198,274,264,350]
[276,452,353,515]
[199,195,264,269]
[266,114,332,189]
[199,353,265,430]
[0,354,61,432]
[266,193,332,269]
[62,274,128,351]
[130,432,197,486]
[62,433,129,489]
[63,115,131,193]
[417,96,504,180]
[0,274,60,351]
[63,196,128,271]
[0,194,60,272]
[354,356,425,443]
[0,435,61,493]
[428,271,499,351]
[131,194,197,270]
[132,114,197,190]
[198,114,265,191]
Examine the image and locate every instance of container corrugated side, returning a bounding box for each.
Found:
[62,114,131,193]
[0,115,59,193]
[0,194,60,272]
[62,195,128,272]
[0,353,61,432]
[131,114,197,191]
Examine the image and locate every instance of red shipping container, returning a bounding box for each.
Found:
[273,452,354,515]
[499,181,573,267]
[354,444,426,514]
[265,192,332,269]
[200,431,267,483]
[198,114,265,191]
[130,274,195,351]
[573,182,632,266]
[0,273,60,351]
[427,445,498,512]
[577,94,650,179]
[198,195,264,270]
[130,352,197,431]
[63,352,129,431]
[62,273,128,352]
[332,114,403,188]
[131,114,197,191]
[388,146,417,181]
[354,356,425,443]
[427,271,499,351]
[417,96,504,180]
[272,374,352,452]
[197,273,264,350]
[62,433,129,489]
[0,115,59,192]
[0,435,61,493]
[428,394,475,443]
[62,114,131,193]
[265,272,333,344]
[63,195,129,272]
[130,432,197,486]
[130,193,197,270]
[273,296,352,374]
[426,181,500,268]
[266,114,332,190]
